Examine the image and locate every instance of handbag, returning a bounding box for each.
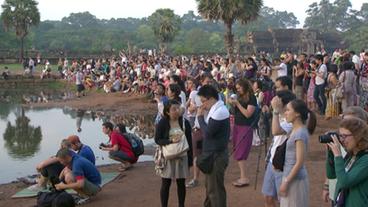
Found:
[334,190,347,207]
[196,152,215,174]
[162,118,189,160]
[272,139,288,171]
[154,146,166,176]
[335,72,345,100]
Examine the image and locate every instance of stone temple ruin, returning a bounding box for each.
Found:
[242,29,346,55]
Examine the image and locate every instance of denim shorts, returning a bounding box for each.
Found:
[109,150,133,163]
[262,162,283,199]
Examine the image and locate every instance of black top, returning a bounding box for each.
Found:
[295,73,304,86]
[198,116,230,153]
[155,117,193,167]
[233,95,257,126]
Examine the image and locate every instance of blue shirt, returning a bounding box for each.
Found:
[78,144,96,165]
[71,154,101,186]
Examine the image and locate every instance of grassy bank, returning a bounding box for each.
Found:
[0,64,58,73]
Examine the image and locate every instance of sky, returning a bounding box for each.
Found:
[0,0,366,27]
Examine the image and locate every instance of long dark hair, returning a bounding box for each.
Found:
[236,78,254,103]
[289,99,316,134]
[168,83,181,103]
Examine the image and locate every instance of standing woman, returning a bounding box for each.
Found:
[325,64,340,119]
[155,100,193,207]
[228,78,257,187]
[280,99,317,207]
[326,118,368,207]
[293,62,305,100]
[259,58,273,106]
[339,61,357,113]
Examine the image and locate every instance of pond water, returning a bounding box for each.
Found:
[0,90,156,184]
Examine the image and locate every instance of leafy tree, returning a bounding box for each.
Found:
[196,0,263,56]
[1,0,40,61]
[148,9,181,54]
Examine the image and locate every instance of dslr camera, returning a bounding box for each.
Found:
[319,132,339,143]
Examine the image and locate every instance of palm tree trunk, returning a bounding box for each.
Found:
[20,36,25,63]
[224,22,234,57]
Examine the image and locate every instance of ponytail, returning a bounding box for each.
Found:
[307,110,317,134]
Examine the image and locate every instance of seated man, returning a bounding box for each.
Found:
[100,122,137,171]
[67,135,96,165]
[29,139,72,191]
[55,148,101,201]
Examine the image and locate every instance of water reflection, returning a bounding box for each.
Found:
[76,109,85,132]
[0,89,74,110]
[61,108,155,139]
[3,108,42,159]
[112,114,155,139]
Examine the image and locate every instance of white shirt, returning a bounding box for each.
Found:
[269,117,293,163]
[352,55,361,67]
[277,63,287,77]
[315,64,327,85]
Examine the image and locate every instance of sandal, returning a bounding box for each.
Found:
[232,179,250,187]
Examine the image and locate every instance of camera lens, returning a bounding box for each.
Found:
[319,132,338,143]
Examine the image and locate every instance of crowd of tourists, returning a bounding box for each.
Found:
[26,48,368,207]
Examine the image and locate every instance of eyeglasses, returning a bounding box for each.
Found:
[339,133,353,140]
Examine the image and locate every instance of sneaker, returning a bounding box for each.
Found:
[73,195,90,205]
[27,184,46,192]
[186,179,199,188]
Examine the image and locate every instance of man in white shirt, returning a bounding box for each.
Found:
[273,58,288,77]
[350,51,361,71]
[314,54,327,115]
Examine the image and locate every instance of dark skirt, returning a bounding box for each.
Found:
[232,124,253,161]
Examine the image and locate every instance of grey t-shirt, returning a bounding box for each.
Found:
[283,127,309,180]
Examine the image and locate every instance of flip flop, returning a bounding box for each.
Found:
[232,179,250,187]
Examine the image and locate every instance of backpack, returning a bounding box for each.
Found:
[37,190,75,207]
[123,133,144,157]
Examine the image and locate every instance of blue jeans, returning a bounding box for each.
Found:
[314,84,327,115]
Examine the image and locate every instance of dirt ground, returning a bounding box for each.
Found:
[27,90,157,116]
[0,94,338,207]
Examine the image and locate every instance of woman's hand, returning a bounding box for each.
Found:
[326,135,342,157]
[271,96,282,112]
[279,179,289,197]
[171,134,182,143]
[197,105,205,116]
[322,189,330,203]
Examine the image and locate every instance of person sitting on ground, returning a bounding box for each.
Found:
[100,122,137,171]
[67,135,96,165]
[29,139,72,191]
[2,67,10,80]
[55,148,101,203]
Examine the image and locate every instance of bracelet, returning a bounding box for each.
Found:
[323,183,329,190]
[273,111,279,116]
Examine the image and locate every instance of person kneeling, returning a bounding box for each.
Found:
[55,148,101,203]
[101,122,137,171]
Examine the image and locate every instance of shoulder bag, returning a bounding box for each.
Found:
[162,118,189,160]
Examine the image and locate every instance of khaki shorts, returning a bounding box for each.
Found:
[81,179,101,197]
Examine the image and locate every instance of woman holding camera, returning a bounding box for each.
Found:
[155,100,193,207]
[280,99,317,207]
[326,117,368,207]
[228,78,257,187]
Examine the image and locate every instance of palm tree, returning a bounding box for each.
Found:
[196,0,263,56]
[1,0,40,62]
[149,9,181,54]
